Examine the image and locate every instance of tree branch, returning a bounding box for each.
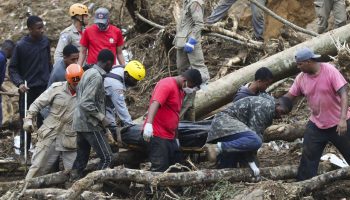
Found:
[134,11,263,49]
[249,0,318,37]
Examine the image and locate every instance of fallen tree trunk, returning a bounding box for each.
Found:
[0,150,145,194]
[195,24,350,118]
[263,121,307,142]
[23,188,67,199]
[57,163,332,200]
[234,166,350,199]
[0,171,68,195]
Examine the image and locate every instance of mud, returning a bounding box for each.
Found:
[0,0,349,199]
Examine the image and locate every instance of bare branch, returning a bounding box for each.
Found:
[249,0,318,37]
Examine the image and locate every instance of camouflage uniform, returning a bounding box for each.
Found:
[26,82,77,179]
[207,94,275,143]
[54,24,81,63]
[207,94,275,168]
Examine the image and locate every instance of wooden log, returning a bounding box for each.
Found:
[0,171,68,195]
[194,24,350,119]
[263,121,306,142]
[235,166,350,199]
[24,188,67,199]
[57,163,333,200]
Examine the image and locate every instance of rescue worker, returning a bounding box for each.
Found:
[233,67,273,102]
[54,3,89,63]
[174,0,210,121]
[71,49,115,179]
[142,68,202,197]
[314,0,346,34]
[23,64,84,179]
[49,44,79,86]
[206,0,266,41]
[104,60,146,135]
[205,95,292,176]
[78,8,125,69]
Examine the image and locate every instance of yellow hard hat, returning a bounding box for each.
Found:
[124,60,146,81]
[69,3,89,16]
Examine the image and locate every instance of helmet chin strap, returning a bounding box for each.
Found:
[73,15,86,31]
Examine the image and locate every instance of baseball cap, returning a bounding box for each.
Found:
[94,7,109,24]
[295,47,321,62]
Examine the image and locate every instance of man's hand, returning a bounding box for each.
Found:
[143,123,153,142]
[336,119,347,136]
[23,118,34,133]
[101,117,111,128]
[18,84,29,93]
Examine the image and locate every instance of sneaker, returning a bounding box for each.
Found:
[205,144,219,163]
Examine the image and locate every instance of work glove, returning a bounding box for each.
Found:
[143,123,153,142]
[23,118,34,133]
[183,37,197,53]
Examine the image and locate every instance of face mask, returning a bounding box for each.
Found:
[183,87,196,94]
[182,81,197,94]
[96,23,108,31]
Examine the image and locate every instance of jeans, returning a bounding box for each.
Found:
[297,120,350,181]
[72,130,113,171]
[149,136,183,172]
[216,131,262,168]
[19,85,46,152]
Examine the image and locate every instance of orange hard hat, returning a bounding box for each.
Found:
[65,64,84,86]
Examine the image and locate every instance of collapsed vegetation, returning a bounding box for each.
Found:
[0,0,350,199]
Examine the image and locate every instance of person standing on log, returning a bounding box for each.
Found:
[9,16,52,155]
[70,49,114,179]
[174,0,210,121]
[23,64,84,179]
[284,47,350,181]
[206,0,266,41]
[142,69,202,196]
[314,0,346,34]
[0,40,15,128]
[233,67,273,102]
[78,7,125,70]
[54,3,89,63]
[205,94,292,176]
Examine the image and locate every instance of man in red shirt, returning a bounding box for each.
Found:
[143,69,202,173]
[78,7,125,68]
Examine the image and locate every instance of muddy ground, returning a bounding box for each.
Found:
[0,0,350,199]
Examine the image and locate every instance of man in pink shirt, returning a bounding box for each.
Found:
[284,47,350,181]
